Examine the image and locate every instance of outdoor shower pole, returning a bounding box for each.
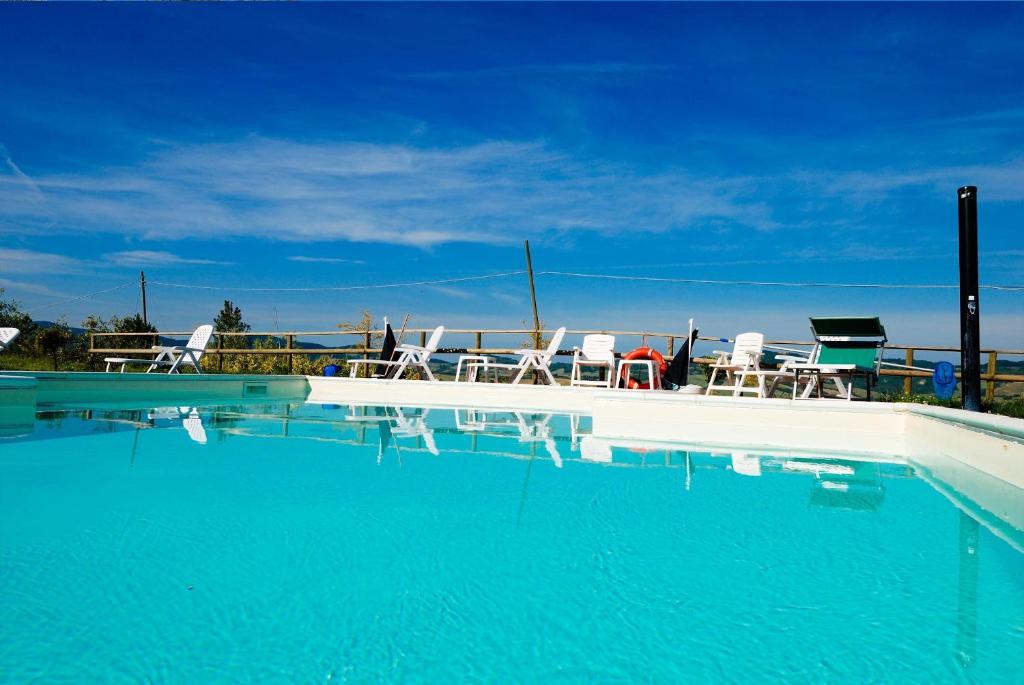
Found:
[957,186,981,412]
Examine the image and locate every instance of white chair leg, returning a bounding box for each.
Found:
[542,365,557,385]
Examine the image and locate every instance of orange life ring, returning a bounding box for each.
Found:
[619,347,667,390]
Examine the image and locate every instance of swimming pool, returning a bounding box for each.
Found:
[2,400,1022,682]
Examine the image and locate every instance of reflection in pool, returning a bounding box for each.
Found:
[2,400,1022,682]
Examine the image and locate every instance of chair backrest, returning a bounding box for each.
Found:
[581,334,615,363]
[809,317,886,372]
[816,340,882,371]
[730,332,764,368]
[186,325,215,359]
[424,326,445,353]
[541,327,567,362]
[0,327,19,351]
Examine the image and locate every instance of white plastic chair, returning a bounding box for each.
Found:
[105,325,213,374]
[0,328,19,353]
[705,332,777,397]
[457,327,566,385]
[570,334,616,388]
[349,326,445,381]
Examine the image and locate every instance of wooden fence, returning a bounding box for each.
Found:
[90,328,1024,402]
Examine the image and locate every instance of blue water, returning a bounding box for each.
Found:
[1,401,1022,683]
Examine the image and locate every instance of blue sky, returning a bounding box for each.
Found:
[1,3,1022,348]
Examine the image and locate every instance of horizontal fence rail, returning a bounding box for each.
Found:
[89,329,1024,401]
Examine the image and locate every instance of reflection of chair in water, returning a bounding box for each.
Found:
[730,452,762,476]
[453,409,562,467]
[148,406,207,444]
[183,409,208,444]
[347,405,439,456]
[579,435,613,463]
[781,459,886,510]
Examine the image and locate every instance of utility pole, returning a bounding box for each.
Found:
[140,270,148,325]
[524,240,542,384]
[957,186,981,412]
[524,240,541,348]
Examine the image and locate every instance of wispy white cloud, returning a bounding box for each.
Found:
[401,62,680,80]
[0,277,67,297]
[103,250,230,267]
[2,136,1022,254]
[0,137,773,248]
[424,285,474,300]
[288,255,366,264]
[0,247,87,274]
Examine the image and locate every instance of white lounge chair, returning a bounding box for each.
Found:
[0,327,19,353]
[348,325,445,381]
[705,332,787,398]
[570,334,616,388]
[456,327,566,385]
[105,325,214,374]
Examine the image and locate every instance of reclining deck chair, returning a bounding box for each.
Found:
[706,332,799,398]
[105,325,213,374]
[0,328,20,354]
[788,317,887,400]
[456,327,566,385]
[570,334,617,388]
[349,325,445,381]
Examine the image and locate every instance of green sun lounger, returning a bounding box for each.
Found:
[790,317,887,400]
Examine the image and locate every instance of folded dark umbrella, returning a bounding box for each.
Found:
[664,328,699,389]
[375,321,398,378]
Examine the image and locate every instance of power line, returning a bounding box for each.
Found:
[148,271,528,292]
[36,282,138,311]
[537,271,1024,292]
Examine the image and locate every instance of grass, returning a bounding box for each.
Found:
[879,392,1024,419]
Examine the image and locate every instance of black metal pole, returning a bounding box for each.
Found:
[957,186,981,412]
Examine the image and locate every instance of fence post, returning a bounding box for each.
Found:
[986,351,998,404]
[904,349,914,395]
[667,336,675,358]
[287,334,294,374]
[475,331,482,352]
[217,334,224,372]
[420,331,426,347]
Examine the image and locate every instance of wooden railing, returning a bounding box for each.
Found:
[89,328,1024,401]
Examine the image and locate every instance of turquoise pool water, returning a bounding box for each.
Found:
[1,401,1022,683]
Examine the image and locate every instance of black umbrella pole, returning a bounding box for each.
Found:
[957,186,982,412]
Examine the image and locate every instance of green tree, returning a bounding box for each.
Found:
[36,321,72,371]
[0,289,36,343]
[214,300,250,333]
[109,313,158,351]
